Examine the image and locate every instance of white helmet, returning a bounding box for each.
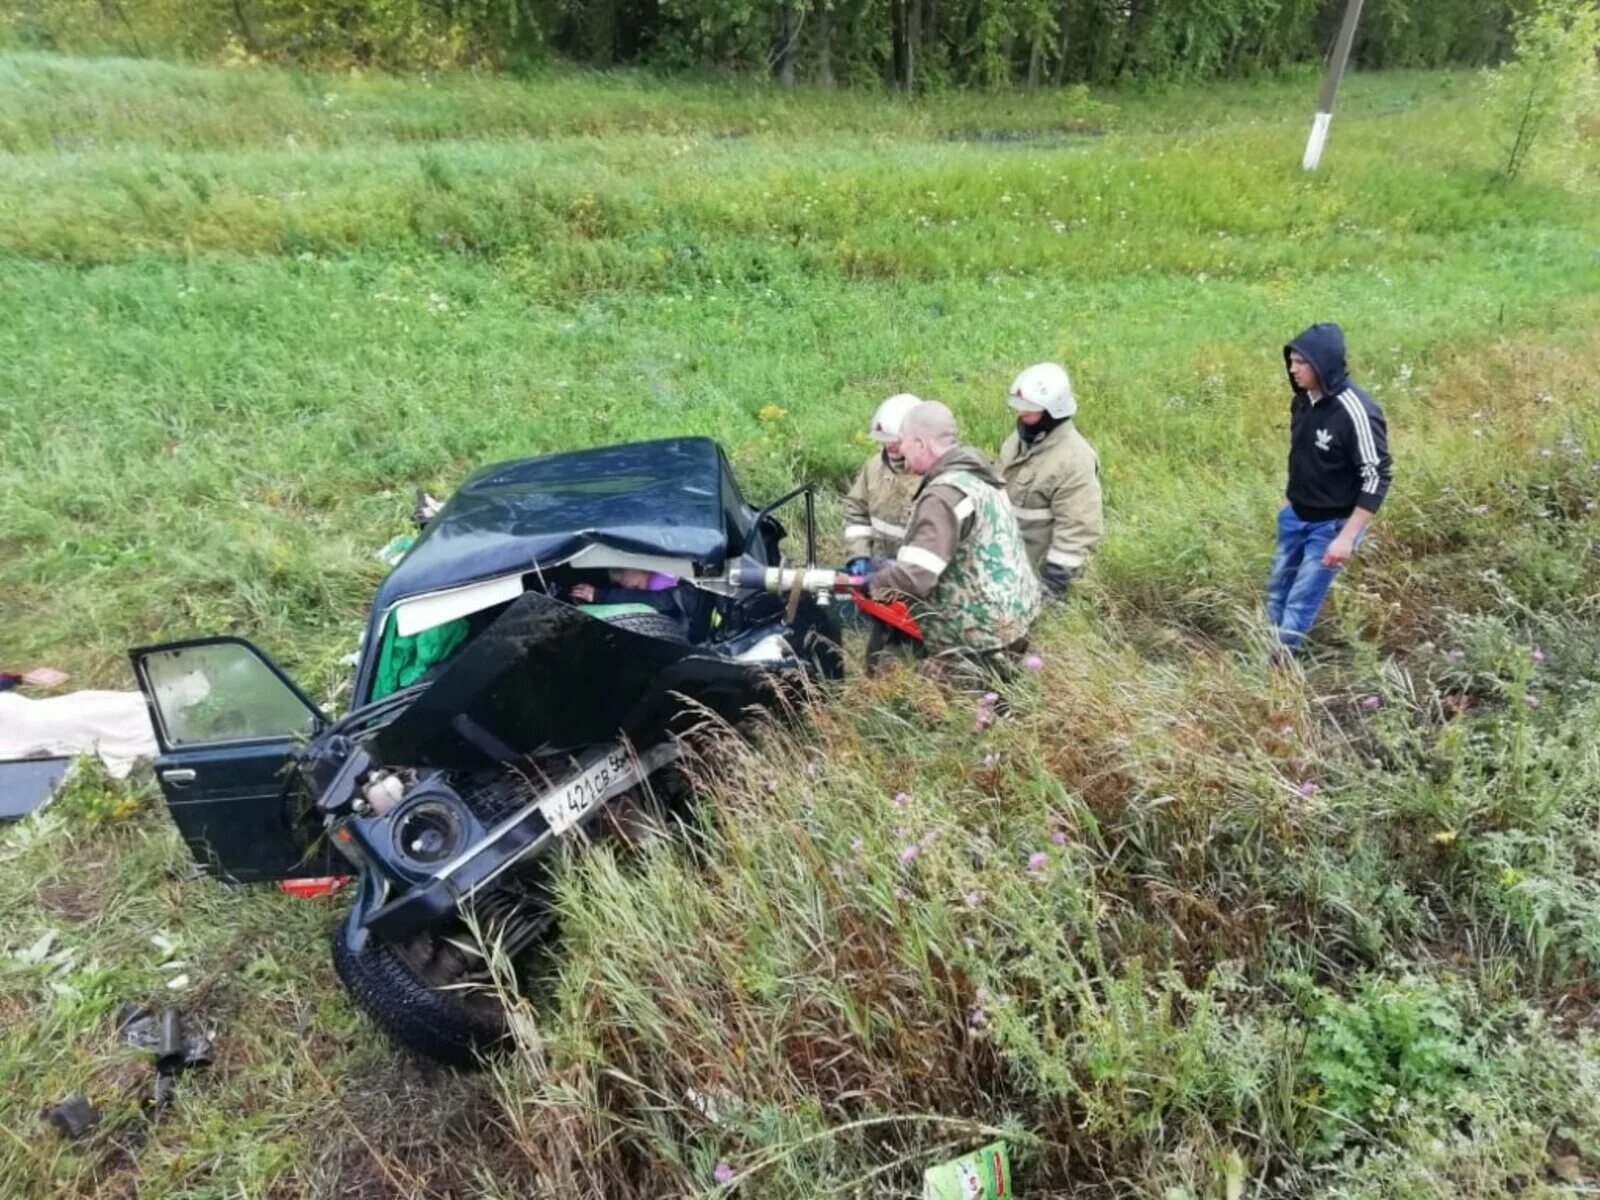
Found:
[870,392,921,444]
[1008,362,1076,419]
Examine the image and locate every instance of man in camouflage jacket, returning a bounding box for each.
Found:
[867,401,1042,672]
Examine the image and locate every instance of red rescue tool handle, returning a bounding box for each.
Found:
[722,566,923,640]
[847,582,923,641]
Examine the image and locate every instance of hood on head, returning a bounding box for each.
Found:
[1285,323,1349,395]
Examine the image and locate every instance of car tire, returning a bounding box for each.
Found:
[330,909,507,1069]
[788,595,846,679]
[602,610,690,644]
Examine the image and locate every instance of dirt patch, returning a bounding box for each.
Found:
[37,879,108,926]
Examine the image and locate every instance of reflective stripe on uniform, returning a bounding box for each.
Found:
[897,545,949,576]
[1046,548,1085,569]
[843,524,874,541]
[1013,505,1052,521]
[869,517,907,538]
[951,497,975,523]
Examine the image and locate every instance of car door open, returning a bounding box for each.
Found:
[131,637,336,883]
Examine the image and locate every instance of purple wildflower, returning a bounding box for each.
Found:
[1524,694,1541,709]
[900,844,921,865]
[1447,649,1466,661]
[1296,781,1320,798]
[1027,851,1049,872]
[982,752,999,768]
[893,791,912,807]
[713,1163,735,1185]
[981,691,1000,706]
[1052,831,1068,846]
[1022,653,1044,672]
[963,891,983,908]
[1361,695,1381,710]
[967,1007,986,1028]
[1532,648,1546,665]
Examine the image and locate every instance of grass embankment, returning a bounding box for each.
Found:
[0,54,1597,1198]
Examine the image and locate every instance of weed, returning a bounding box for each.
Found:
[0,51,1596,1200]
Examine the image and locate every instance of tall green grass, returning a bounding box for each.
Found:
[0,52,1597,1199]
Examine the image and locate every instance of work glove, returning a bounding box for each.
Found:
[1040,562,1073,601]
[844,557,873,579]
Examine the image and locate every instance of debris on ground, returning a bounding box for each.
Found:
[278,876,351,899]
[922,1141,1012,1200]
[1,666,70,690]
[43,1094,100,1140]
[118,1003,214,1110]
[0,756,72,820]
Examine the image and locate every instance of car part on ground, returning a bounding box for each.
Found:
[0,756,73,820]
[44,1095,99,1141]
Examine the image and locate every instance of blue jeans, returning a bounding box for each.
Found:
[1266,507,1352,649]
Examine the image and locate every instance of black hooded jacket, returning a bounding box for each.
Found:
[1284,323,1393,521]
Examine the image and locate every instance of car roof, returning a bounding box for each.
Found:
[372,437,752,609]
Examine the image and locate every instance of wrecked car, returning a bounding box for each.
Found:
[130,437,849,1065]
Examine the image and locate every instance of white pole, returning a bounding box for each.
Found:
[1302,110,1334,170]
[1303,0,1365,171]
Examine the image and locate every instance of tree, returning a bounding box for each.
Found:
[1486,0,1600,184]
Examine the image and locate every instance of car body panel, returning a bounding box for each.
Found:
[130,637,336,882]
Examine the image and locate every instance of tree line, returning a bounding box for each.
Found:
[9,0,1529,83]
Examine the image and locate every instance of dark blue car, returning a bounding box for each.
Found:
[131,438,844,1065]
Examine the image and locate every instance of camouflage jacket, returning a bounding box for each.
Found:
[871,447,1042,656]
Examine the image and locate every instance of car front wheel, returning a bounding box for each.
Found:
[330,905,509,1068]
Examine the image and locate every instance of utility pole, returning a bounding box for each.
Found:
[1302,0,1365,171]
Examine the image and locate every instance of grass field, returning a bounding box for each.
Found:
[1,52,1598,1198]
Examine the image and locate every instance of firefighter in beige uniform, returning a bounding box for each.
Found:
[866,401,1042,677]
[998,362,1104,601]
[841,392,922,577]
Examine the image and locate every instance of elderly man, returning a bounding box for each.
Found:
[999,362,1103,601]
[867,401,1041,674]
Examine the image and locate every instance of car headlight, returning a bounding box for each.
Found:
[390,788,467,869]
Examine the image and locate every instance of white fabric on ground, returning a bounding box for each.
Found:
[0,691,158,779]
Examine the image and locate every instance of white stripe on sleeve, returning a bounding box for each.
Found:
[1338,389,1382,495]
[896,545,949,576]
[843,524,874,541]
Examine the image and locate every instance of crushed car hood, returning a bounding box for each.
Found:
[368,590,778,768]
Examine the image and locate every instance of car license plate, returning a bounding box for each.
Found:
[538,746,635,836]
